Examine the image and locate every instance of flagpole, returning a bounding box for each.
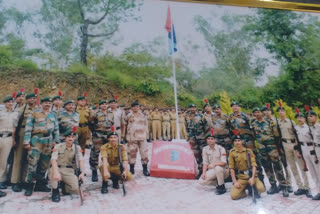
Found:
[170,14,180,140]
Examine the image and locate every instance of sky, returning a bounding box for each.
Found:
[4,0,320,86]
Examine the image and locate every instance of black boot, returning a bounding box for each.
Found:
[24,183,34,196]
[305,189,312,198]
[92,169,98,182]
[142,164,150,176]
[101,181,108,194]
[130,164,135,175]
[12,183,22,192]
[282,186,289,197]
[196,172,202,180]
[111,176,119,189]
[287,186,293,193]
[0,182,7,189]
[294,188,305,196]
[0,190,6,197]
[215,184,226,195]
[60,182,70,195]
[51,188,60,202]
[312,193,320,200]
[267,184,278,195]
[34,181,51,192]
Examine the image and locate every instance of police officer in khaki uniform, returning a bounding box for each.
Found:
[13,88,26,112]
[169,107,177,139]
[161,108,171,141]
[199,129,229,195]
[0,95,18,190]
[178,110,187,139]
[100,129,132,194]
[229,132,265,200]
[49,128,84,202]
[151,107,162,141]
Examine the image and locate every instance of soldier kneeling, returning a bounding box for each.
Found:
[100,128,132,194]
[229,130,265,200]
[49,127,84,202]
[198,129,229,195]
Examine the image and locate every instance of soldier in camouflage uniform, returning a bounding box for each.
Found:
[252,107,289,197]
[212,104,232,153]
[203,102,215,136]
[88,100,113,182]
[57,100,79,144]
[185,104,206,179]
[51,93,63,114]
[227,102,264,184]
[23,97,59,196]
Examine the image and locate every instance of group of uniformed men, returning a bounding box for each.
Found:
[1,88,320,202]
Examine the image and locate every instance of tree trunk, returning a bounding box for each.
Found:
[80,21,89,65]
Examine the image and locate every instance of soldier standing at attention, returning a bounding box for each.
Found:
[23,97,59,196]
[251,107,289,197]
[122,101,150,176]
[49,127,84,202]
[199,129,229,195]
[186,104,206,179]
[151,107,162,141]
[203,100,215,136]
[11,91,38,192]
[51,91,63,114]
[0,95,18,190]
[229,131,265,200]
[161,108,171,141]
[13,88,26,112]
[178,110,187,139]
[170,107,177,139]
[88,100,113,182]
[100,128,132,194]
[76,95,91,154]
[277,104,309,195]
[108,97,124,142]
[57,100,79,144]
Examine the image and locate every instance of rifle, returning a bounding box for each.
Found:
[74,140,84,205]
[303,106,319,164]
[288,115,308,171]
[118,142,126,196]
[246,149,257,204]
[274,114,288,168]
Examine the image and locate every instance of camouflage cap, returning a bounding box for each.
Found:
[230,101,240,107]
[64,99,75,107]
[252,107,261,113]
[40,97,52,103]
[188,103,196,108]
[52,95,62,101]
[2,95,14,103]
[26,93,37,99]
[99,100,107,105]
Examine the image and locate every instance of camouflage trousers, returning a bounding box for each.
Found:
[215,135,232,154]
[25,135,53,183]
[90,135,108,170]
[257,140,287,186]
[127,140,149,165]
[189,137,206,172]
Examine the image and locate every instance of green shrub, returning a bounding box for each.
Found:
[0,46,13,65]
[16,59,38,70]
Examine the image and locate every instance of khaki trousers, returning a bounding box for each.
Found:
[100,165,132,181]
[162,122,170,141]
[49,167,79,194]
[11,128,28,183]
[179,123,187,139]
[302,145,320,192]
[0,136,13,182]
[152,120,161,140]
[199,166,229,186]
[231,177,265,200]
[170,121,177,139]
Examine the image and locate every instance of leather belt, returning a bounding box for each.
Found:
[58,165,73,168]
[281,138,295,143]
[116,127,121,130]
[0,132,13,138]
[79,123,88,128]
[237,170,250,175]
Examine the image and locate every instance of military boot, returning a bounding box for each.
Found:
[305,189,312,198]
[34,181,51,192]
[142,164,150,176]
[282,186,289,197]
[101,181,108,194]
[111,175,119,189]
[24,183,34,196]
[0,190,6,197]
[215,184,226,195]
[196,173,202,180]
[294,188,305,196]
[312,193,320,200]
[51,188,60,202]
[60,182,70,195]
[92,169,98,182]
[130,164,135,175]
[12,183,22,192]
[267,184,278,195]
